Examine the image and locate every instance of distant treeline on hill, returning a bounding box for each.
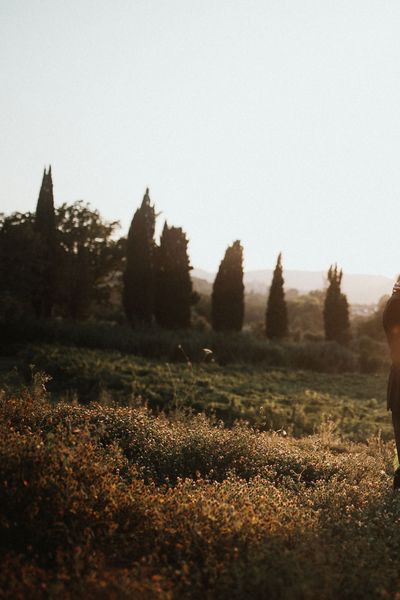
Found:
[0,167,387,346]
[194,268,392,305]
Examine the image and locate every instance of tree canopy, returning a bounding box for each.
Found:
[211,240,244,332]
[123,189,156,326]
[34,167,56,317]
[265,252,288,339]
[154,222,196,329]
[56,201,121,319]
[323,264,351,345]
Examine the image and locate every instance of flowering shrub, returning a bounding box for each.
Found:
[1,391,399,598]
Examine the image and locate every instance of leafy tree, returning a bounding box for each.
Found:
[56,201,121,319]
[154,222,196,328]
[265,252,288,339]
[287,290,324,340]
[123,189,156,325]
[323,264,351,344]
[211,240,244,332]
[34,167,56,317]
[0,200,121,321]
[353,295,388,342]
[0,211,41,318]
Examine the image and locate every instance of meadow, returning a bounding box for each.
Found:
[1,316,388,373]
[1,342,398,598]
[0,343,390,440]
[1,389,400,599]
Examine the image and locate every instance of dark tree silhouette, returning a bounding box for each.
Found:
[33,166,56,317]
[56,201,120,319]
[123,189,156,326]
[0,212,41,318]
[35,167,55,240]
[265,252,288,339]
[323,264,351,344]
[211,240,244,332]
[154,222,196,329]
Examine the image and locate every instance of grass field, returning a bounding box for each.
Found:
[0,343,390,440]
[1,390,400,599]
[0,343,397,598]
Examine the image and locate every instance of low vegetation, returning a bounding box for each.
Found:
[1,316,390,374]
[0,337,394,597]
[0,343,390,440]
[1,389,399,599]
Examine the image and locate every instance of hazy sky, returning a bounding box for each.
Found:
[2,0,400,277]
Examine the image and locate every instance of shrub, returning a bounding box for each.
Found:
[0,392,398,599]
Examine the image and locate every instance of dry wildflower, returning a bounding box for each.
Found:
[0,391,397,599]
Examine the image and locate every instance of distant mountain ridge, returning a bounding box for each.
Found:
[192,268,393,305]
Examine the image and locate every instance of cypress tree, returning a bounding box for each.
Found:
[123,189,156,325]
[34,166,56,317]
[211,240,244,332]
[265,252,288,339]
[154,222,195,329]
[35,167,55,240]
[323,264,351,344]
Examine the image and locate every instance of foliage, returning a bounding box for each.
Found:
[0,198,121,321]
[265,252,288,339]
[0,212,41,318]
[350,335,390,374]
[323,264,351,345]
[0,343,391,440]
[353,295,388,342]
[155,222,197,329]
[34,167,57,317]
[211,240,244,332]
[2,317,380,375]
[123,189,156,325]
[56,201,121,319]
[243,291,266,329]
[0,391,399,599]
[287,290,324,339]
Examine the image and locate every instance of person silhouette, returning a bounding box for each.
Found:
[383,280,400,490]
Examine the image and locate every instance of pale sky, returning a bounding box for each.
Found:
[1,0,400,277]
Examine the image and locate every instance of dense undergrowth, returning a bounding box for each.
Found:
[0,343,390,440]
[1,316,389,373]
[1,389,400,599]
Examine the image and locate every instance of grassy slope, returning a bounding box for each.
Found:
[1,344,396,597]
[1,393,399,599]
[0,343,389,440]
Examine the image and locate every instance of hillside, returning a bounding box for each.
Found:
[0,344,389,439]
[0,342,395,599]
[1,390,398,599]
[193,268,393,304]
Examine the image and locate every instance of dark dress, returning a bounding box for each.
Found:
[383,292,400,412]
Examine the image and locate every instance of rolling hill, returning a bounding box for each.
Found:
[192,268,392,304]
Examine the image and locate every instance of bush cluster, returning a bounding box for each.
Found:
[1,391,399,598]
[0,344,390,441]
[1,316,390,373]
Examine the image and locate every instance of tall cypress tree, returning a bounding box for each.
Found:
[323,264,351,344]
[211,240,244,332]
[123,189,156,326]
[34,166,56,317]
[265,252,288,339]
[36,167,55,240]
[154,222,195,329]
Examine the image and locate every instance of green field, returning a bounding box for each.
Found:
[1,343,398,598]
[1,389,399,599]
[0,343,390,440]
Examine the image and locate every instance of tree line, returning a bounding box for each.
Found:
[0,168,351,344]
